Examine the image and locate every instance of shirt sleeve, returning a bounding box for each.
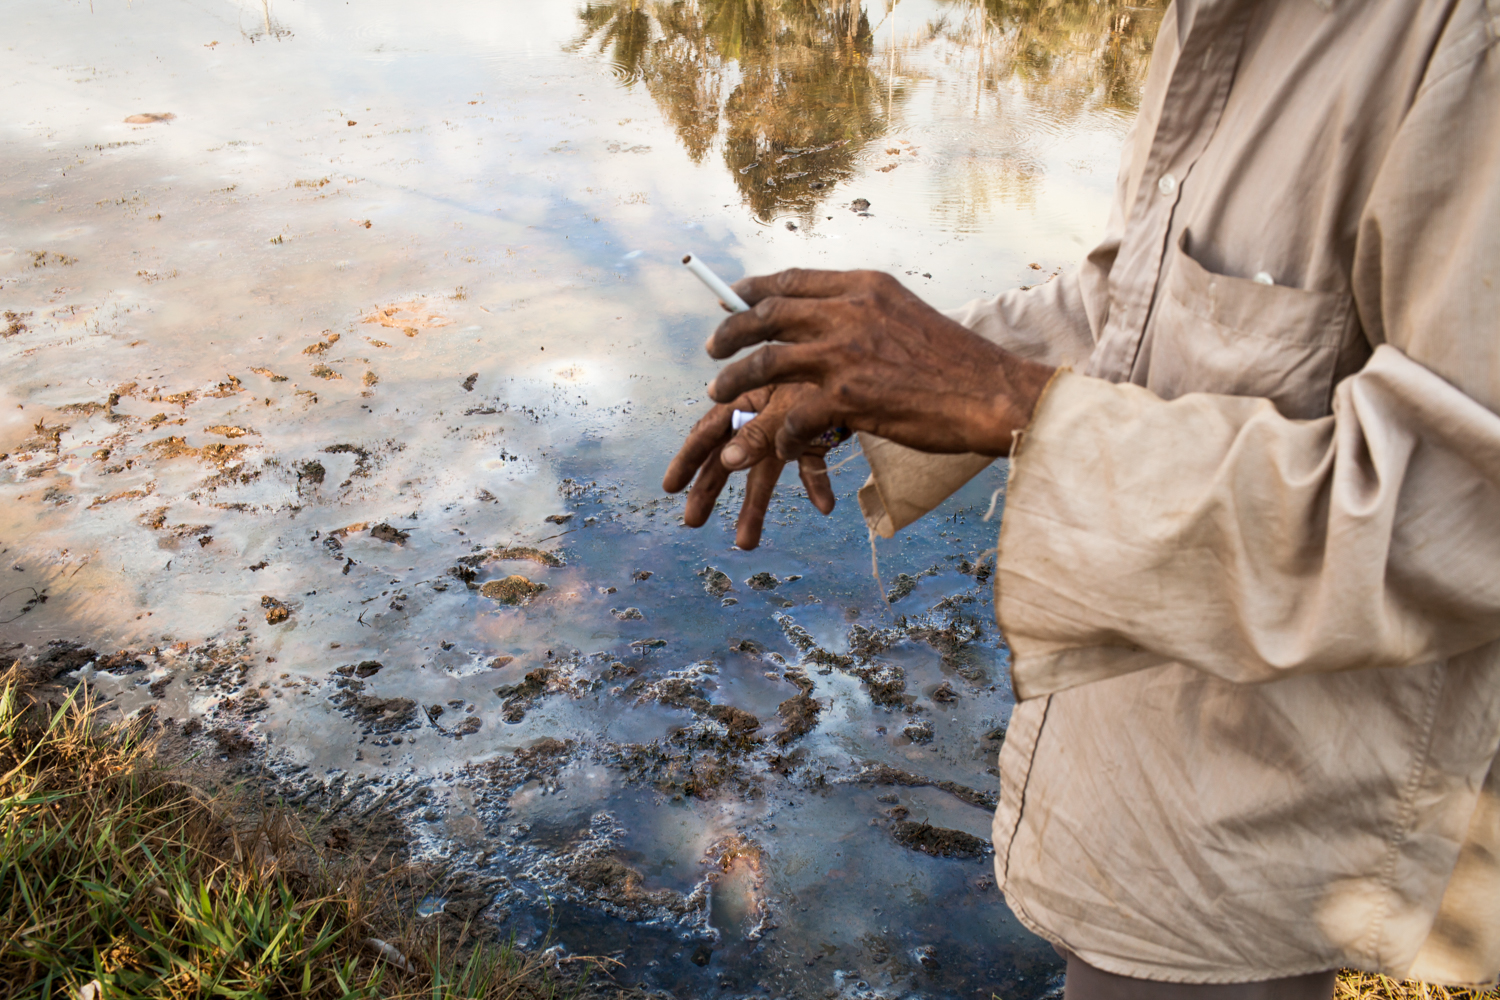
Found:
[996,40,1500,698]
[856,178,1126,536]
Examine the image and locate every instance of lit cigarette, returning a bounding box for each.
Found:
[682,254,750,313]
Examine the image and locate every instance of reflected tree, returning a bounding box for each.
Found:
[572,0,887,223]
[942,0,1165,114]
[570,0,1164,222]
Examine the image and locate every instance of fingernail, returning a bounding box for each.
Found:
[722,444,745,467]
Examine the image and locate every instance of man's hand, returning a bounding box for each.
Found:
[705,269,1054,461]
[661,384,836,551]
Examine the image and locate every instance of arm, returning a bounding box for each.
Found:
[996,39,1500,696]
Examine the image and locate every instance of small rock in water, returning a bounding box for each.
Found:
[631,569,652,581]
[488,655,515,669]
[370,522,409,544]
[260,595,290,624]
[610,607,644,620]
[629,637,667,651]
[913,944,942,969]
[892,820,989,860]
[690,943,713,967]
[544,513,573,524]
[721,597,738,606]
[886,573,918,603]
[700,566,733,596]
[707,703,761,735]
[902,717,934,743]
[850,198,871,213]
[745,572,779,591]
[461,373,478,391]
[480,575,548,605]
[931,681,959,703]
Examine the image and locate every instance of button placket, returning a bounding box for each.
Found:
[1087,0,1256,384]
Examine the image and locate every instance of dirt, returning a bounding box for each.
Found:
[260,595,290,624]
[902,717,934,743]
[494,667,555,722]
[27,640,97,682]
[745,572,779,591]
[334,660,384,678]
[851,763,998,811]
[487,545,565,568]
[369,522,409,544]
[891,821,990,859]
[774,668,820,746]
[699,566,733,596]
[210,725,256,755]
[480,575,548,605]
[327,676,420,734]
[885,573,919,602]
[566,855,685,912]
[706,703,761,736]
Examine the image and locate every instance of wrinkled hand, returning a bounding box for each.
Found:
[705,269,1054,460]
[661,383,836,551]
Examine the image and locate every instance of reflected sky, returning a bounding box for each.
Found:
[0,0,1159,995]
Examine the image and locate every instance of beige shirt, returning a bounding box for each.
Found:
[856,0,1500,985]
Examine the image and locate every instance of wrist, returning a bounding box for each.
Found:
[980,354,1055,455]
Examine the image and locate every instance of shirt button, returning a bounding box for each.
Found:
[1158,173,1177,196]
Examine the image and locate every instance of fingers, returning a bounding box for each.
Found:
[732,268,868,306]
[798,453,837,515]
[706,295,838,360]
[708,342,824,403]
[777,393,843,460]
[663,403,733,493]
[734,454,784,550]
[683,446,732,527]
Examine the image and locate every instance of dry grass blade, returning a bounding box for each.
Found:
[1336,971,1500,1000]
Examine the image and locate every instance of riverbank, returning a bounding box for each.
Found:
[0,663,638,1000]
[4,661,1495,1000]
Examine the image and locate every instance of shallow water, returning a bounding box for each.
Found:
[0,0,1160,995]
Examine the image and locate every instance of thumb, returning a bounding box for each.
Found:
[721,413,778,471]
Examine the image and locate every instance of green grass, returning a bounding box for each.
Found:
[0,668,599,1000]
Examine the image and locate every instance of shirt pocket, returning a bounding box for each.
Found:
[1142,231,1357,420]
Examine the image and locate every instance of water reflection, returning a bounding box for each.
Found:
[574,0,1162,223]
[935,0,1163,113]
[574,0,882,221]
